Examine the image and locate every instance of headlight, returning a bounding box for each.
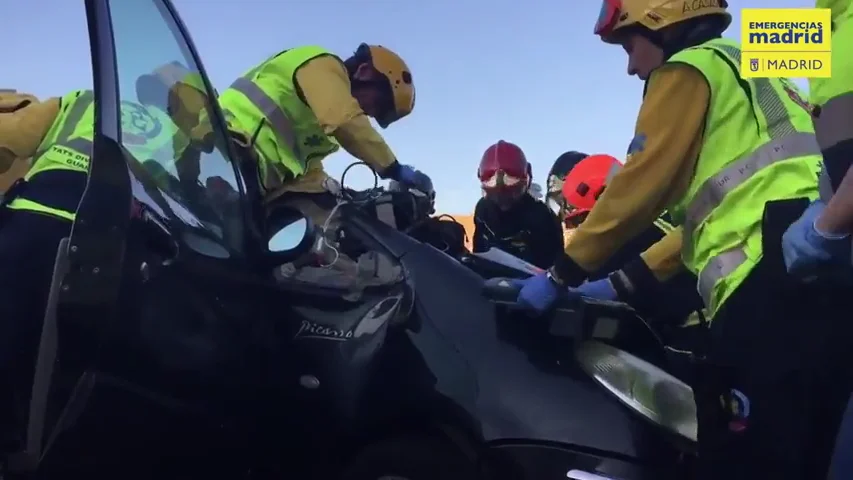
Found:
[576,340,697,442]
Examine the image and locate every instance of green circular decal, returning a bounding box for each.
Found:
[120,102,163,139]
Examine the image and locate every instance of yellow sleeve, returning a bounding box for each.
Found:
[562,65,707,273]
[0,93,60,168]
[295,56,397,171]
[639,226,685,282]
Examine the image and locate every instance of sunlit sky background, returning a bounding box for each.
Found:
[6,0,811,213]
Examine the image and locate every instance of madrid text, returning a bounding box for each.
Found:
[765,59,824,71]
[747,22,824,45]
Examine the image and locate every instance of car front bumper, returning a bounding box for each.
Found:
[489,442,686,480]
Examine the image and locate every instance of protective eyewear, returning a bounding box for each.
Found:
[595,0,623,36]
[480,170,526,189]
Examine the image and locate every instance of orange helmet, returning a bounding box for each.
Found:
[478,140,530,210]
[561,154,621,227]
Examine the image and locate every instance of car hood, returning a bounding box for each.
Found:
[383,231,643,457]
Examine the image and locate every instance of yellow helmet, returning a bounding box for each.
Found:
[358,44,415,128]
[594,0,731,44]
[136,62,212,135]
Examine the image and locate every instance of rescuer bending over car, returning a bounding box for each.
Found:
[0,75,212,443]
[554,153,705,380]
[505,0,844,478]
[202,44,431,290]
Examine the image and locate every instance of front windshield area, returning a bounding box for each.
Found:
[109,0,245,258]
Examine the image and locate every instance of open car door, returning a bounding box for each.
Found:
[10,0,251,474]
[8,0,128,473]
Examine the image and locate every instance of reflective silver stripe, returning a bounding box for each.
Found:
[57,91,95,140]
[683,132,821,232]
[679,43,813,233]
[33,91,94,160]
[697,246,748,307]
[60,137,94,156]
[228,77,299,158]
[684,42,819,307]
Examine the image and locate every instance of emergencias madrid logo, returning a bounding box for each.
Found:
[741,8,831,78]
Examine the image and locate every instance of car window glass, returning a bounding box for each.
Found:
[109,0,245,257]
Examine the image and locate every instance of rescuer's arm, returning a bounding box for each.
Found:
[295,56,398,174]
[816,167,853,235]
[639,225,685,281]
[551,65,708,286]
[0,92,60,172]
[610,226,685,300]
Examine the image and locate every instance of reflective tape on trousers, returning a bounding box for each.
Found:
[683,132,820,234]
[697,245,748,309]
[228,77,299,157]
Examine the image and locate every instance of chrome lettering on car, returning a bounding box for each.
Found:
[295,320,353,341]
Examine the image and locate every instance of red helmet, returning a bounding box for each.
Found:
[478,140,530,209]
[561,154,620,227]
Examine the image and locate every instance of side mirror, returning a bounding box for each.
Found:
[265,206,315,264]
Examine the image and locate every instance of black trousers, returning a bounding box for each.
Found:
[828,394,853,480]
[694,258,853,479]
[0,210,72,439]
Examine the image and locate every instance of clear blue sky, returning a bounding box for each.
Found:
[6,0,812,213]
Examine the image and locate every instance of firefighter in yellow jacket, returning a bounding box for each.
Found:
[212,44,432,229]
[507,0,843,478]
[0,84,201,438]
[0,91,36,196]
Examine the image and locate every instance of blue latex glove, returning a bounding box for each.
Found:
[515,272,564,315]
[396,164,433,193]
[782,200,850,276]
[574,278,618,301]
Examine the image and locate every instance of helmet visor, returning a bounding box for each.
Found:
[595,0,623,36]
[481,170,527,209]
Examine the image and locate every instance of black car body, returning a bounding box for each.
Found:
[4,1,697,478]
